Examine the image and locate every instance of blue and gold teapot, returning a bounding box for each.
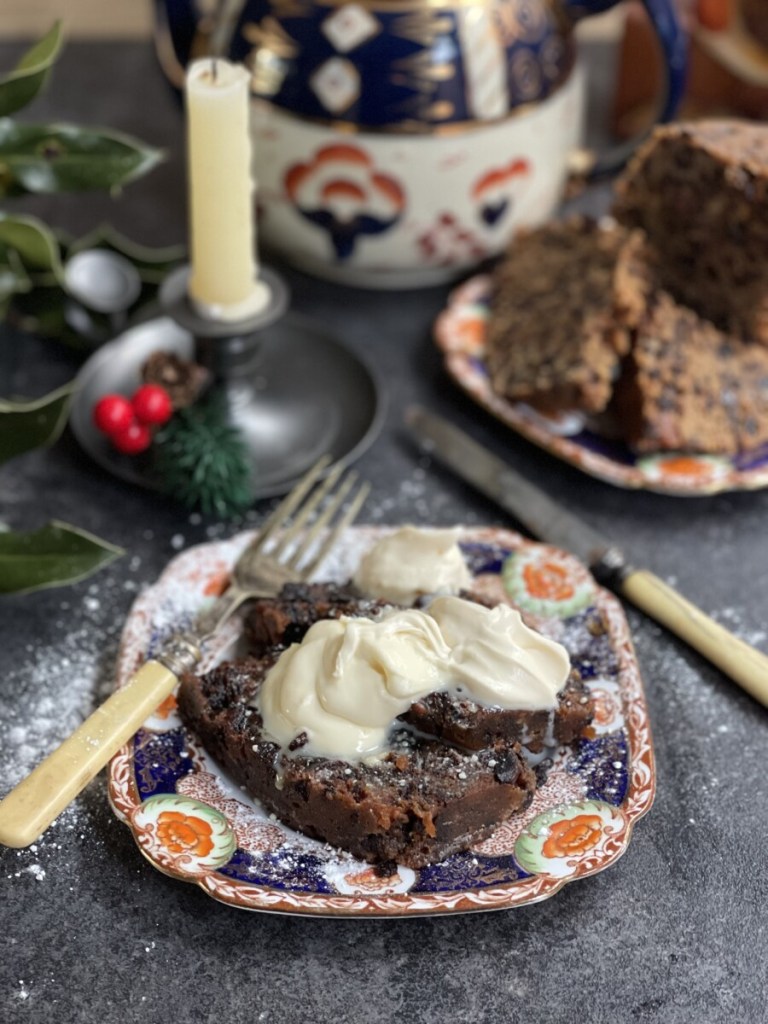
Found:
[157,0,685,286]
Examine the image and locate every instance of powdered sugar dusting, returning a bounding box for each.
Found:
[0,561,147,868]
[0,624,113,791]
[713,606,767,649]
[364,457,486,526]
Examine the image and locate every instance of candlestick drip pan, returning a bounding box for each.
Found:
[69,308,384,502]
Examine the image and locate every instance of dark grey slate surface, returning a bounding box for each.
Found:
[1,39,767,1024]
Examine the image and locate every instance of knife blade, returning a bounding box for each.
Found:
[405,405,768,708]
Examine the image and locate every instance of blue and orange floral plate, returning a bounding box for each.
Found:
[109,526,655,916]
[436,275,768,496]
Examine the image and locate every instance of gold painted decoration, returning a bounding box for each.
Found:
[391,50,456,83]
[390,10,454,45]
[509,48,543,102]
[496,0,551,47]
[243,17,300,59]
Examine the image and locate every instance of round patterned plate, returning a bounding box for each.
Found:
[108,526,655,917]
[435,275,768,496]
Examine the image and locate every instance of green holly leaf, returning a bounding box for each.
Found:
[0,22,63,118]
[0,213,63,280]
[68,224,185,284]
[0,382,74,464]
[0,119,164,197]
[0,247,33,302]
[0,520,123,595]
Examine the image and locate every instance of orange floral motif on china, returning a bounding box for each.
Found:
[542,814,603,859]
[204,571,231,597]
[654,457,713,480]
[522,561,575,602]
[154,692,178,720]
[343,867,399,892]
[455,315,486,355]
[156,810,215,857]
[284,144,405,262]
[590,688,618,727]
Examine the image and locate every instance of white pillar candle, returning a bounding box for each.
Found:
[185,58,270,322]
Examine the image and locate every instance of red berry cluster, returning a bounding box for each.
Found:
[93,385,173,454]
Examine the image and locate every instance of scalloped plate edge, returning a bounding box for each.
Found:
[107,526,655,917]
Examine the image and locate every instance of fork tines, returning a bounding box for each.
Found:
[253,456,370,579]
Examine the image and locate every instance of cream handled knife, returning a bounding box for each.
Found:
[405,405,768,708]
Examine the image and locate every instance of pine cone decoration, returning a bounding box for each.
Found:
[141,351,209,409]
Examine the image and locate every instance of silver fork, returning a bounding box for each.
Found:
[193,455,369,640]
[0,457,370,849]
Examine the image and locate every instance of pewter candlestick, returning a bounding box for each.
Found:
[160,265,343,493]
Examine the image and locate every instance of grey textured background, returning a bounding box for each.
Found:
[1,39,767,1024]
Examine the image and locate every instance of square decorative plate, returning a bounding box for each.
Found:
[108,526,654,917]
[435,275,768,496]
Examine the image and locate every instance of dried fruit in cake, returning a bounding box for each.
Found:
[611,289,768,453]
[178,656,536,868]
[486,216,636,415]
[613,120,768,344]
[404,669,592,753]
[243,581,386,653]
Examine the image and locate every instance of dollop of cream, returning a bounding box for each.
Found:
[352,526,472,605]
[427,597,569,709]
[257,595,570,760]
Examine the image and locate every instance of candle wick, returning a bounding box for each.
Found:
[211,58,218,83]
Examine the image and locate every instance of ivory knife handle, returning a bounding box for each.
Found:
[620,570,768,708]
[0,660,178,849]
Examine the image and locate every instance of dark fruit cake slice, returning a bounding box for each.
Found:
[178,657,536,868]
[243,581,386,653]
[403,669,592,752]
[611,290,768,454]
[486,216,636,414]
[613,120,768,344]
[244,583,594,751]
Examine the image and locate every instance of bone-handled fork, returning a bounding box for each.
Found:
[0,457,370,849]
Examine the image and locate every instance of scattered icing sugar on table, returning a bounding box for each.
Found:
[0,566,144,889]
[0,624,108,791]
